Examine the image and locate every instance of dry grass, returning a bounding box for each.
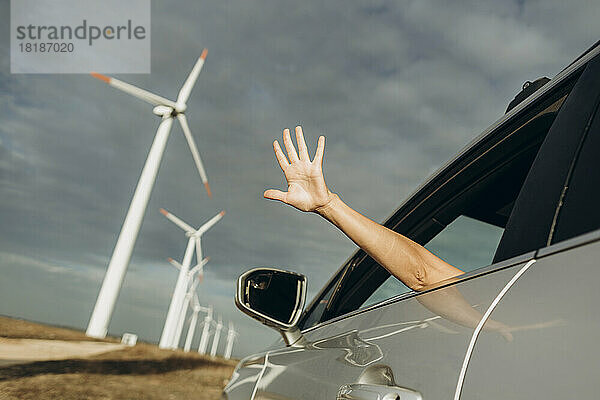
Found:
[0,316,116,342]
[0,316,237,400]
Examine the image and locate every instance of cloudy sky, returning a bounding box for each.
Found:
[0,0,598,357]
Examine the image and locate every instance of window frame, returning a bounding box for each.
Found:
[298,43,598,332]
[325,100,563,320]
[546,59,600,245]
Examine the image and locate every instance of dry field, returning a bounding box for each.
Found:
[0,316,237,400]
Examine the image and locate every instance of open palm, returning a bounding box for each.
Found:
[264,126,333,213]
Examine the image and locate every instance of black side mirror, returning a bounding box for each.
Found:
[235,268,307,346]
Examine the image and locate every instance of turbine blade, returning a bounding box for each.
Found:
[177,49,208,105]
[204,182,212,198]
[177,114,211,197]
[160,208,196,233]
[167,257,182,270]
[91,73,177,108]
[189,256,208,277]
[190,276,200,291]
[189,264,201,277]
[195,236,203,266]
[189,255,210,279]
[199,211,225,235]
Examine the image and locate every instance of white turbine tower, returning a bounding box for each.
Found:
[210,315,223,357]
[172,256,209,349]
[159,208,224,349]
[165,256,209,350]
[198,305,214,355]
[184,293,212,353]
[224,322,238,360]
[86,49,212,339]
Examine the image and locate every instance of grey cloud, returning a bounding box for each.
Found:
[1,0,598,357]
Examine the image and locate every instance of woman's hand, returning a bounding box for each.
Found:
[264,126,464,291]
[264,126,335,213]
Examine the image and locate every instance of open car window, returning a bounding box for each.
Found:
[298,64,584,330]
[362,215,503,308]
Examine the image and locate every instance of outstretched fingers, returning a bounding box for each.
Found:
[295,126,310,161]
[273,140,290,172]
[264,189,288,203]
[314,135,325,166]
[283,128,299,163]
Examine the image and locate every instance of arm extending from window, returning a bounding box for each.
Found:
[264,126,464,291]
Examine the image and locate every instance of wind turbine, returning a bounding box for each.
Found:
[158,208,224,349]
[184,293,212,352]
[171,257,209,349]
[165,256,209,350]
[198,305,214,355]
[210,315,223,357]
[224,322,238,359]
[86,49,212,339]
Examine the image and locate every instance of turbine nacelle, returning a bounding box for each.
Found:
[90,49,212,197]
[160,208,225,272]
[160,208,225,238]
[174,102,187,114]
[153,105,174,117]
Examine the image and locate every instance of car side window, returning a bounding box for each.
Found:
[300,274,339,330]
[493,56,600,262]
[425,215,504,270]
[300,65,582,327]
[362,215,503,309]
[320,77,580,321]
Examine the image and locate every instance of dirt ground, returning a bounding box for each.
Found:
[0,316,237,400]
[0,338,127,361]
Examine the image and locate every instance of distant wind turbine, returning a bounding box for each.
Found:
[210,315,224,357]
[159,208,224,349]
[198,305,214,355]
[171,256,209,349]
[166,256,209,350]
[86,49,212,339]
[224,322,238,359]
[184,293,212,353]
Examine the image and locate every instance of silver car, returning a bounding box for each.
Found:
[224,39,600,400]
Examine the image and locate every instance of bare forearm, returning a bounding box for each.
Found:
[265,127,463,290]
[317,193,463,290]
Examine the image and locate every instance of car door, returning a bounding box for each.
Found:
[459,232,600,400]
[225,351,271,399]
[252,254,533,400]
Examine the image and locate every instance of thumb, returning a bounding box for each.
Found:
[264,189,287,203]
